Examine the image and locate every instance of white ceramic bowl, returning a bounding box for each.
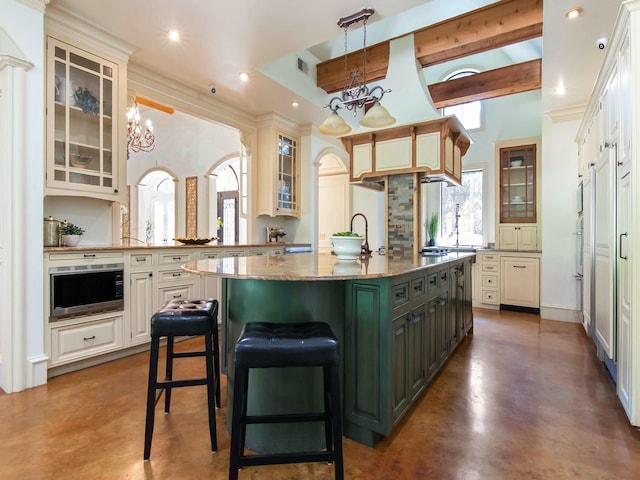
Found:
[331,235,364,261]
[510,159,523,167]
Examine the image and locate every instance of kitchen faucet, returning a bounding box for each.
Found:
[350,212,372,255]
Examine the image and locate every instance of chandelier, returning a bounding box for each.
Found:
[318,8,396,136]
[126,100,155,153]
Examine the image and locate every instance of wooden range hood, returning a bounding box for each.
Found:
[340,116,472,186]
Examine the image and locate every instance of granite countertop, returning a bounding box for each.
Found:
[182,251,476,281]
[43,242,304,253]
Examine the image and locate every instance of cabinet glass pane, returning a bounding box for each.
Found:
[499,144,536,223]
[277,134,297,210]
[47,38,119,195]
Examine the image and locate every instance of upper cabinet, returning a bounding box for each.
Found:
[499,144,537,224]
[257,120,300,218]
[45,36,126,202]
[340,116,471,186]
[495,138,541,251]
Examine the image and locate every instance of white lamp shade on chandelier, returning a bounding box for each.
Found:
[318,8,396,136]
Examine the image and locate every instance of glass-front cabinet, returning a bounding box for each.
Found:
[46,37,121,199]
[499,144,536,224]
[277,133,297,214]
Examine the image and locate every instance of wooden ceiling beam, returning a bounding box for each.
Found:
[415,0,542,68]
[427,59,542,109]
[316,0,542,97]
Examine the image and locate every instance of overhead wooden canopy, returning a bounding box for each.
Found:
[316,0,543,104]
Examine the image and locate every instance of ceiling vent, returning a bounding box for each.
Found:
[297,57,308,75]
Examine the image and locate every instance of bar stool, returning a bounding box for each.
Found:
[228,321,343,480]
[143,298,220,460]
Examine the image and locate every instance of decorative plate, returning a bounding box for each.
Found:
[174,237,217,246]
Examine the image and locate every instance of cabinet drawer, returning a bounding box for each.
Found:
[130,254,153,266]
[410,277,425,302]
[157,268,193,283]
[222,250,246,258]
[481,264,499,273]
[50,315,123,365]
[482,275,498,287]
[157,283,197,306]
[199,251,221,260]
[158,252,194,265]
[48,251,123,263]
[438,269,448,287]
[482,290,499,304]
[392,282,409,309]
[479,253,498,263]
[427,273,438,296]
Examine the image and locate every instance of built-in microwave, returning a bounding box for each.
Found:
[49,263,124,320]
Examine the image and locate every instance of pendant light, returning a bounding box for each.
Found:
[318,8,395,136]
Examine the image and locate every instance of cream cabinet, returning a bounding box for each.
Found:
[498,225,537,251]
[473,252,500,308]
[49,313,124,367]
[257,125,300,218]
[45,36,126,202]
[129,271,153,345]
[500,256,540,309]
[495,138,541,250]
[341,116,471,186]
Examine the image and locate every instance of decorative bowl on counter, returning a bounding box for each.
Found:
[331,234,364,261]
[174,237,217,245]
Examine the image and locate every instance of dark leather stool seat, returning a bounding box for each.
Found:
[229,321,343,480]
[144,299,220,460]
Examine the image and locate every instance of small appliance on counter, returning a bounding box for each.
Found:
[267,227,286,243]
[43,216,60,247]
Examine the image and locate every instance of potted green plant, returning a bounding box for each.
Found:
[428,213,439,247]
[59,222,85,247]
[330,231,363,260]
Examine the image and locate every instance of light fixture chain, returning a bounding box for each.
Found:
[343,25,349,92]
[362,18,367,87]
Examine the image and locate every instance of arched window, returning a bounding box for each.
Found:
[138,170,176,245]
[442,69,483,131]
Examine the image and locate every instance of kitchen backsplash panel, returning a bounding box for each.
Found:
[387,174,414,256]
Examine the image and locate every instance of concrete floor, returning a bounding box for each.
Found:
[1,309,639,479]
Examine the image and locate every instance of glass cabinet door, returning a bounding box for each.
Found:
[499,144,536,223]
[277,133,297,213]
[48,37,118,194]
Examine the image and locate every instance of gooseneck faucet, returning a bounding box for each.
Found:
[350,212,372,255]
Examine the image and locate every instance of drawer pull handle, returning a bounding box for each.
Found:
[136,257,146,262]
[83,254,96,258]
[395,291,406,299]
[513,265,526,269]
[172,257,182,261]
[173,294,182,298]
[172,273,181,277]
[255,252,264,256]
[83,336,96,341]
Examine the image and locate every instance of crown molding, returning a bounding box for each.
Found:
[545,104,586,124]
[44,5,136,62]
[16,0,49,13]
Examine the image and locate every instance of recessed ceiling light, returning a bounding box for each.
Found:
[168,30,180,42]
[239,72,249,82]
[291,101,300,108]
[565,7,583,19]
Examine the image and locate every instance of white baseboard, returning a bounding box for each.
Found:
[540,305,580,323]
[28,355,49,388]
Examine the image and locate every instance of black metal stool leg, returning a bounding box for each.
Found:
[329,363,344,480]
[212,329,221,408]
[164,336,174,413]
[144,336,160,460]
[204,332,218,452]
[323,365,334,456]
[229,366,248,480]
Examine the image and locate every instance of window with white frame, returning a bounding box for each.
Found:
[440,169,484,247]
[138,170,176,245]
[442,69,483,131]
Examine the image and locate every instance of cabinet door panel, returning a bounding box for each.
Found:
[391,315,409,423]
[500,257,540,308]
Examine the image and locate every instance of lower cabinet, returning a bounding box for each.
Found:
[344,257,473,446]
[500,255,540,309]
[129,271,154,345]
[49,313,124,366]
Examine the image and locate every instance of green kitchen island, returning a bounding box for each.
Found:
[183,251,475,451]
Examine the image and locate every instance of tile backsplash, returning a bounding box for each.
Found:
[387,174,414,256]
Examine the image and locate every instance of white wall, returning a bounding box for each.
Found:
[0,0,47,392]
